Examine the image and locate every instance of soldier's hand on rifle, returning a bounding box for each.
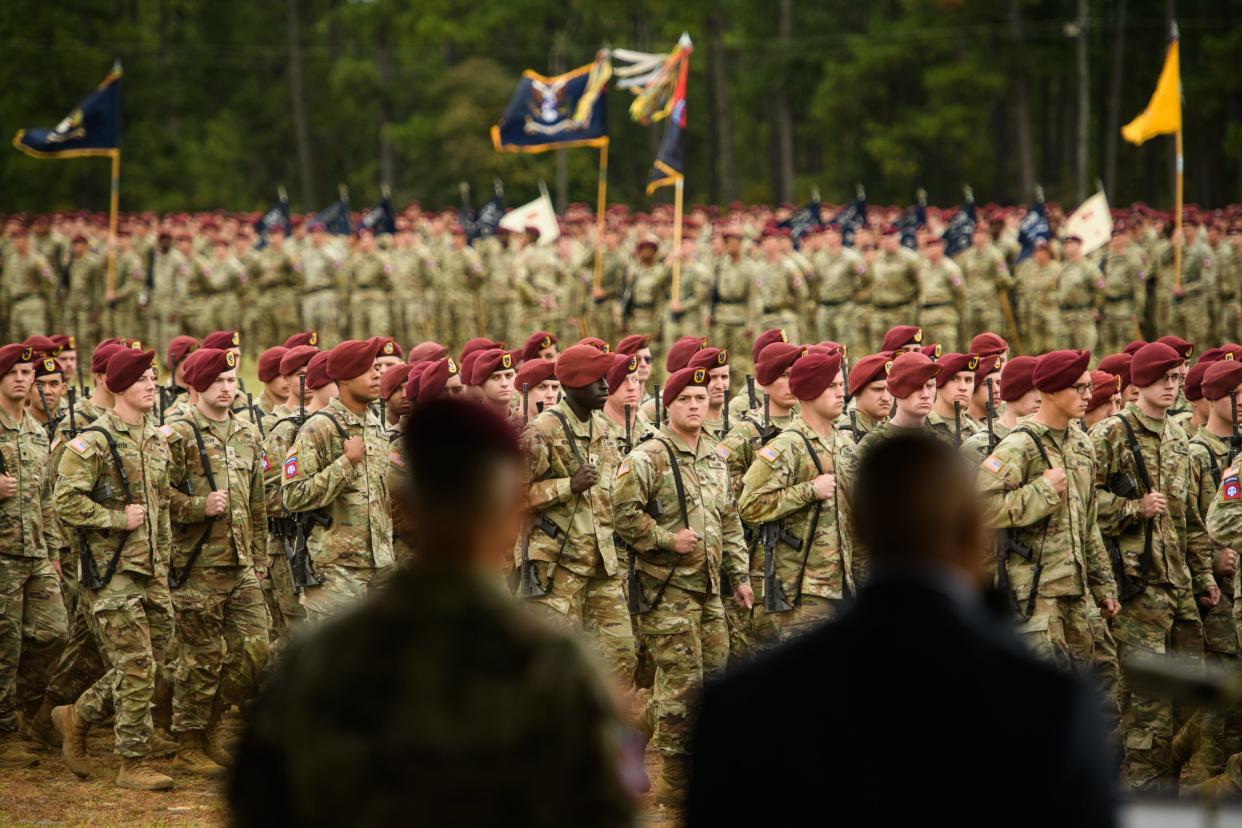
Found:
[1141,490,1167,518]
[1042,468,1067,495]
[1217,548,1238,578]
[0,474,16,499]
[343,437,365,466]
[1200,584,1222,609]
[204,490,229,517]
[123,503,146,530]
[592,286,607,302]
[672,527,699,554]
[812,473,836,500]
[1099,598,1120,620]
[569,462,599,494]
[734,582,754,609]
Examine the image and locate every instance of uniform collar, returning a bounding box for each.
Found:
[329,396,367,427]
[1195,428,1230,455]
[790,415,830,446]
[551,399,593,437]
[1126,402,1166,436]
[659,424,705,458]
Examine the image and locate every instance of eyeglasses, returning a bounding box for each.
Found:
[639,356,654,364]
[1072,383,1094,396]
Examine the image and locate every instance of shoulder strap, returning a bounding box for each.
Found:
[1014,426,1053,471]
[1192,437,1224,488]
[653,437,690,529]
[300,409,350,440]
[77,425,135,591]
[789,429,826,475]
[546,409,586,468]
[171,419,218,491]
[1113,413,1153,490]
[80,426,132,501]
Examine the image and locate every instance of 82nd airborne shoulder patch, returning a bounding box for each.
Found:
[1223,469,1241,502]
[284,455,299,479]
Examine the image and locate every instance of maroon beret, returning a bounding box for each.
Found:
[848,353,893,396]
[33,355,62,378]
[407,341,449,364]
[381,363,409,400]
[886,352,941,398]
[1197,347,1227,366]
[1087,370,1122,413]
[935,353,981,388]
[91,342,124,375]
[327,339,381,382]
[1156,335,1195,361]
[1122,340,1147,356]
[969,332,1009,358]
[0,343,35,376]
[460,351,484,386]
[750,329,788,364]
[50,334,75,352]
[516,357,557,391]
[283,330,319,349]
[202,330,240,350]
[417,358,460,405]
[167,335,200,369]
[105,348,157,394]
[919,343,943,361]
[999,356,1038,402]
[555,344,615,388]
[666,336,706,372]
[615,334,651,356]
[279,345,319,376]
[305,352,332,390]
[1222,344,1242,361]
[257,347,288,383]
[460,338,502,362]
[755,343,806,386]
[184,348,238,393]
[405,362,432,403]
[789,351,843,400]
[1033,350,1091,393]
[1097,353,1133,389]
[663,366,711,407]
[371,336,403,359]
[607,353,640,395]
[881,325,923,352]
[1202,361,1242,402]
[576,336,611,353]
[470,349,519,385]
[1131,342,1184,388]
[22,335,57,356]
[522,331,557,362]
[1184,360,1209,402]
[688,347,729,372]
[976,353,1004,381]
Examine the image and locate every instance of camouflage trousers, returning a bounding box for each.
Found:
[8,296,48,341]
[1060,310,1098,356]
[264,545,307,638]
[1021,313,1058,356]
[347,289,392,341]
[1171,294,1210,346]
[709,322,752,380]
[1016,594,1096,671]
[1089,607,1122,713]
[302,290,343,347]
[1173,649,1242,787]
[815,301,855,351]
[0,555,67,734]
[76,571,174,757]
[42,598,107,707]
[526,563,636,690]
[253,289,301,357]
[919,305,961,353]
[634,577,728,778]
[1100,311,1141,357]
[852,305,875,354]
[1112,584,1205,792]
[964,296,1006,345]
[170,566,270,733]
[723,553,776,665]
[766,594,843,644]
[298,562,393,624]
[756,312,800,348]
[869,304,918,354]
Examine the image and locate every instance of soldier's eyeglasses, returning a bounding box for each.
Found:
[639,356,654,364]
[1072,383,1094,396]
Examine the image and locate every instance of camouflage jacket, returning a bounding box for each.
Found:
[714,411,796,499]
[961,420,1012,465]
[0,408,53,559]
[1188,430,1238,653]
[1091,404,1213,594]
[834,407,882,445]
[857,420,942,455]
[978,420,1117,605]
[53,409,172,579]
[281,398,393,570]
[163,407,267,569]
[612,425,749,594]
[927,408,980,445]
[737,417,859,599]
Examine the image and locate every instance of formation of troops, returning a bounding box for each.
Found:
[3,198,1242,808]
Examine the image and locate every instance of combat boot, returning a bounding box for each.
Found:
[202,706,233,768]
[1171,720,1198,768]
[0,735,39,768]
[51,704,92,778]
[171,731,227,778]
[150,728,178,757]
[24,698,57,748]
[116,756,174,791]
[651,756,688,810]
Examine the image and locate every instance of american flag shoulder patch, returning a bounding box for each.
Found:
[758,445,779,464]
[616,462,630,478]
[69,437,89,455]
[157,425,174,439]
[715,443,732,461]
[389,450,406,469]
[982,456,1003,474]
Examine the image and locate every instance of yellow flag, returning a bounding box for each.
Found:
[1121,41,1181,145]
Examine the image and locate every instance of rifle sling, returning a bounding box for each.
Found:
[167,419,221,589]
[1012,427,1056,618]
[78,426,135,590]
[632,436,691,613]
[1113,413,1155,582]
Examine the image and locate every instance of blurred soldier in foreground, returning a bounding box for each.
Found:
[229,399,638,828]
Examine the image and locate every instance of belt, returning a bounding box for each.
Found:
[873,298,915,310]
[921,300,954,310]
[632,301,656,310]
[715,297,745,305]
[1173,286,1203,304]
[1104,294,1134,303]
[818,298,849,308]
[305,285,336,295]
[1059,303,1093,311]
[762,306,784,315]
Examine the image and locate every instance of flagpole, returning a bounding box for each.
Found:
[593,140,609,297]
[106,148,120,295]
[670,175,684,313]
[1173,126,1183,290]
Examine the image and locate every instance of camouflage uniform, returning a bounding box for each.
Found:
[0,407,66,743]
[706,256,760,376]
[63,251,103,352]
[1171,236,1216,345]
[957,244,1014,340]
[857,420,941,455]
[1204,458,1242,792]
[281,398,394,622]
[812,246,867,350]
[737,417,859,641]
[520,402,636,687]
[1058,258,1105,355]
[619,259,671,352]
[927,407,980,446]
[611,425,748,783]
[1014,257,1062,355]
[344,249,393,340]
[163,408,270,735]
[53,410,175,757]
[3,249,55,339]
[918,256,965,351]
[753,257,808,344]
[260,411,308,634]
[1099,246,1146,356]
[149,247,186,356]
[252,245,301,354]
[866,247,922,350]
[102,247,146,339]
[1093,405,1213,791]
[299,244,343,346]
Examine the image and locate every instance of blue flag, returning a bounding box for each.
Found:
[897,192,927,251]
[941,194,977,257]
[492,53,610,154]
[361,197,396,235]
[14,62,122,159]
[830,197,867,247]
[778,199,822,248]
[252,196,290,248]
[314,197,353,235]
[1015,200,1051,263]
[468,194,506,243]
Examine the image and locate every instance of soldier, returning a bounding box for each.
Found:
[282,340,393,622]
[49,335,79,396]
[379,364,410,437]
[1179,359,1213,437]
[1084,371,1124,430]
[618,235,671,345]
[1058,236,1106,355]
[255,346,289,424]
[0,344,65,768]
[917,236,965,351]
[926,352,981,445]
[299,224,344,346]
[965,352,1003,428]
[519,344,636,689]
[373,336,404,374]
[469,348,519,419]
[857,352,942,453]
[879,324,926,357]
[62,235,103,351]
[754,227,808,343]
[51,348,176,791]
[612,366,751,803]
[724,328,787,422]
[162,349,270,777]
[1100,352,1138,406]
[598,352,649,446]
[26,353,66,439]
[687,347,731,440]
[411,355,464,405]
[177,231,214,339]
[866,226,922,349]
[811,223,868,349]
[1092,342,1218,792]
[737,350,857,642]
[705,229,759,376]
[149,232,184,356]
[839,352,892,444]
[440,227,488,348]
[1171,222,1216,344]
[977,349,1120,670]
[1099,227,1147,355]
[3,232,55,340]
[961,356,1040,464]
[957,224,1014,340]
[251,226,301,356]
[514,358,560,423]
[521,331,558,364]
[640,336,705,422]
[103,232,145,340]
[1015,241,1061,355]
[969,331,1011,370]
[344,229,394,345]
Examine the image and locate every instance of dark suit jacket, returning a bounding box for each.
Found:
[686,569,1117,827]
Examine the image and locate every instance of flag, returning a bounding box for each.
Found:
[830,193,867,247]
[897,190,927,251]
[499,192,559,244]
[491,51,611,153]
[361,196,396,235]
[253,194,290,248]
[778,198,822,248]
[1122,37,1181,145]
[645,41,691,194]
[1015,200,1051,263]
[941,190,976,257]
[464,193,505,243]
[615,34,693,195]
[1065,191,1113,255]
[314,196,353,235]
[14,61,122,159]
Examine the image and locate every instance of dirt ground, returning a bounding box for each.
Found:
[0,722,681,827]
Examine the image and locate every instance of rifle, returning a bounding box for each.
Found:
[849,408,861,444]
[167,419,220,589]
[74,334,86,397]
[34,381,58,439]
[290,511,328,589]
[624,403,633,453]
[626,438,686,615]
[709,261,722,322]
[1012,428,1055,619]
[619,267,636,331]
[985,382,997,453]
[842,358,852,405]
[1231,392,1242,460]
[298,374,307,424]
[377,393,386,431]
[746,375,758,411]
[247,392,265,438]
[654,384,663,426]
[760,522,799,613]
[77,426,136,590]
[722,391,730,437]
[158,386,166,425]
[953,400,962,447]
[67,388,77,437]
[1112,415,1155,601]
[521,383,530,425]
[166,354,180,419]
[758,393,779,443]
